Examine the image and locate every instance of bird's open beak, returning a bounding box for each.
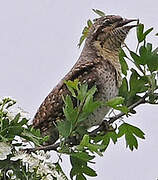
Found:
[116,18,138,28]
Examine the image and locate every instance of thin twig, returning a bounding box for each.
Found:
[108,93,148,124]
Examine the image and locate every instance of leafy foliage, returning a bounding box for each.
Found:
[118,123,145,151]
[78,9,106,47]
[92,9,105,17]
[78,19,93,47]
[0,9,158,180]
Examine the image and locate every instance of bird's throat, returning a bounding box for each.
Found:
[93,41,122,87]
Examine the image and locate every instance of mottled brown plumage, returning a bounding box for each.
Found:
[33,15,137,144]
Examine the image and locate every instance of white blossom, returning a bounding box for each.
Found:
[10,151,28,161]
[31,150,50,162]
[11,150,66,179]
[0,142,12,160]
[6,170,16,179]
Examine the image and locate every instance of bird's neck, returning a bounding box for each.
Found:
[94,41,122,87]
[78,41,122,87]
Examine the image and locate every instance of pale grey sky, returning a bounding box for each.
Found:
[0,0,158,179]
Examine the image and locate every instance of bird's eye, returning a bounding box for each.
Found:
[103,19,110,25]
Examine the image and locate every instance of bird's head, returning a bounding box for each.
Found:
[87,15,138,52]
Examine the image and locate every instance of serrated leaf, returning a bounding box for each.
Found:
[137,24,153,43]
[130,51,140,64]
[146,43,152,52]
[63,95,78,123]
[130,125,145,139]
[87,85,97,97]
[1,118,9,130]
[76,174,86,180]
[65,79,79,97]
[11,113,21,125]
[146,52,158,72]
[100,131,118,152]
[70,156,87,168]
[79,134,90,147]
[144,27,153,37]
[117,123,145,151]
[6,126,23,136]
[78,35,86,48]
[71,152,95,162]
[106,97,124,107]
[87,19,93,27]
[108,131,118,144]
[125,132,138,151]
[119,77,128,99]
[82,166,97,177]
[78,20,93,47]
[57,120,72,138]
[92,9,105,17]
[77,84,88,102]
[101,134,110,151]
[119,55,128,75]
[18,118,28,126]
[137,24,144,42]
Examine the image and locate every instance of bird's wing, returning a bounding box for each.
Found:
[33,59,100,133]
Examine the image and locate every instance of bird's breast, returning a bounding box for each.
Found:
[82,60,119,128]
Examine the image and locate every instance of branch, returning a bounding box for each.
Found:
[108,93,148,124]
[89,93,148,136]
[26,142,60,153]
[26,94,148,153]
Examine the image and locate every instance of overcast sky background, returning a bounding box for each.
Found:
[0,0,158,179]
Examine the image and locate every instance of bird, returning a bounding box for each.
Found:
[33,15,137,144]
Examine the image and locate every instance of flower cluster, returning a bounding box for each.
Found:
[11,150,65,180]
[0,97,67,180]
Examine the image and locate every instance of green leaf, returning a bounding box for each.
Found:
[77,84,88,102]
[76,174,86,180]
[57,120,72,138]
[92,9,105,17]
[64,79,79,97]
[119,78,128,100]
[63,95,78,123]
[146,52,158,72]
[106,97,129,113]
[144,27,153,37]
[119,55,128,75]
[82,166,97,177]
[71,152,95,162]
[108,131,118,144]
[87,19,93,27]
[106,97,124,107]
[137,24,144,43]
[18,118,28,126]
[70,156,87,168]
[117,123,145,151]
[119,49,128,75]
[81,96,102,121]
[79,134,90,147]
[125,132,138,150]
[1,118,9,130]
[87,85,97,97]
[136,24,153,43]
[78,35,86,48]
[130,51,140,64]
[78,19,93,47]
[96,131,118,152]
[129,69,148,96]
[10,113,21,125]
